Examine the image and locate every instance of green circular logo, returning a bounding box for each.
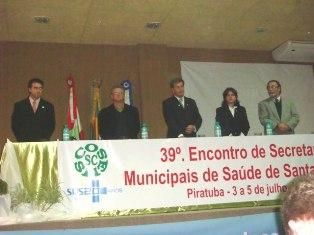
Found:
[74,144,108,177]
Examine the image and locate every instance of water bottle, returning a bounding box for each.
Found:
[265,119,273,135]
[62,124,70,141]
[141,123,149,139]
[214,122,222,137]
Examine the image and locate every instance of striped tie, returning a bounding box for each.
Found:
[179,97,184,108]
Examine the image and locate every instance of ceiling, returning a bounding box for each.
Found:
[0,0,313,50]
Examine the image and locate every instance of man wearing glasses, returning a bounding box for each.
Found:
[11,78,55,142]
[258,80,299,135]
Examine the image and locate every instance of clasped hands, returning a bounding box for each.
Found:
[275,123,291,134]
[184,125,196,134]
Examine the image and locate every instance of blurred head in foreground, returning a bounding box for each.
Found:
[281,173,314,235]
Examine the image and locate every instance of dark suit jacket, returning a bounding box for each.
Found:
[11,97,55,142]
[162,96,202,138]
[98,104,140,140]
[215,105,250,136]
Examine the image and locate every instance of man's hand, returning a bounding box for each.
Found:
[276,123,291,134]
[185,125,196,134]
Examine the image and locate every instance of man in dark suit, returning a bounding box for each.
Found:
[98,85,140,139]
[11,78,55,142]
[162,78,202,138]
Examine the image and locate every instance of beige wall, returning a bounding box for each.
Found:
[0,41,278,148]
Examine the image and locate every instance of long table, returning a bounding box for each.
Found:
[1,135,313,226]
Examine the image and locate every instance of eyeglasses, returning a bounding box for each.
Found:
[267,85,279,89]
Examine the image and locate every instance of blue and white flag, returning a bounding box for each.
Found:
[121,80,133,105]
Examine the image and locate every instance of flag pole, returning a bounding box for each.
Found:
[91,79,102,140]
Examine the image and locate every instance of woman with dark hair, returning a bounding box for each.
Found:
[215,87,250,136]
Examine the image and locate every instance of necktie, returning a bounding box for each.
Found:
[274,98,281,119]
[179,97,184,108]
[32,100,37,113]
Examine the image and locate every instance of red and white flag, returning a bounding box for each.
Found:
[66,75,84,140]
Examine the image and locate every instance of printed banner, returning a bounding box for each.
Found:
[57,135,314,214]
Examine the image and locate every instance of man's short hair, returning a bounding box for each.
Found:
[28,78,44,88]
[281,173,314,233]
[169,78,184,88]
[110,85,125,94]
[267,80,281,89]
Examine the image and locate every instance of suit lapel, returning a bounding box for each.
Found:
[267,98,280,120]
[25,98,35,114]
[224,106,233,119]
[182,97,187,110]
[233,107,239,119]
[281,98,288,121]
[171,97,181,113]
[36,99,45,114]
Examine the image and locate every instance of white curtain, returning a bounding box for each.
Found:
[181,61,314,136]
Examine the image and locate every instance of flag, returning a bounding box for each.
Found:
[66,75,84,140]
[121,80,133,105]
[90,79,101,140]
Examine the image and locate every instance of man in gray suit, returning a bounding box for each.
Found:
[258,80,299,134]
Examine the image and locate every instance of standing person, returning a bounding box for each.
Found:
[98,85,140,139]
[11,78,55,142]
[215,87,250,136]
[258,80,299,134]
[162,78,202,138]
[281,173,314,235]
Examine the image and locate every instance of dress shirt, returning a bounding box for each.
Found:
[228,105,237,117]
[175,96,185,108]
[29,97,40,113]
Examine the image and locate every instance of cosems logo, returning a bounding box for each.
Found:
[67,143,122,203]
[74,143,108,177]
